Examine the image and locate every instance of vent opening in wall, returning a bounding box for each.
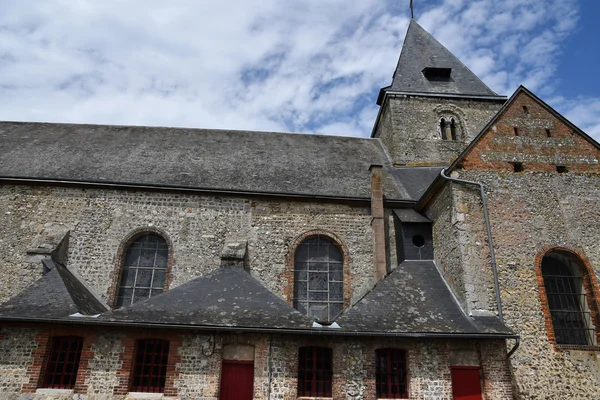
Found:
[556,165,568,173]
[423,67,452,81]
[393,209,433,262]
[511,162,524,172]
[546,128,552,138]
[412,235,425,248]
[523,105,530,116]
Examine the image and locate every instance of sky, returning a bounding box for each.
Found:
[0,0,599,140]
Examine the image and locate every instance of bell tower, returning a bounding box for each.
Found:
[373,20,506,166]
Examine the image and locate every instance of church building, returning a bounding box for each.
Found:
[0,18,599,400]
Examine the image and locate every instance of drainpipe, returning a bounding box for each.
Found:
[507,337,520,358]
[439,169,503,322]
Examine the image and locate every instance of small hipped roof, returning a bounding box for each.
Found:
[336,260,513,336]
[0,261,108,319]
[99,267,316,330]
[378,20,504,104]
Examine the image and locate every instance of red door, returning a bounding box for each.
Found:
[451,367,482,400]
[220,360,254,400]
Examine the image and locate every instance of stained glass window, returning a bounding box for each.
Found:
[293,235,343,323]
[116,234,168,308]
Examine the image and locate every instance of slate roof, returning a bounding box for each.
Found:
[0,121,414,202]
[389,166,443,201]
[379,20,504,102]
[98,267,315,330]
[0,260,513,338]
[0,261,107,319]
[335,260,513,336]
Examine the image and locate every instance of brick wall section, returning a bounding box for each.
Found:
[0,326,514,399]
[479,340,514,400]
[433,91,600,399]
[374,95,503,166]
[457,91,600,172]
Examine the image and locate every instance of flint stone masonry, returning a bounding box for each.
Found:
[0,185,375,306]
[374,96,503,166]
[0,327,513,400]
[433,90,600,399]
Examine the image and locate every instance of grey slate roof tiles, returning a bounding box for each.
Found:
[0,121,417,201]
[0,261,107,319]
[384,20,504,99]
[99,267,316,330]
[0,261,513,337]
[335,260,513,336]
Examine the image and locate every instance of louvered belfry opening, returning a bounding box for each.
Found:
[297,346,333,397]
[131,339,170,393]
[376,348,408,398]
[42,336,84,389]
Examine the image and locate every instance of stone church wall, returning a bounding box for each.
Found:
[0,326,513,399]
[0,185,376,306]
[427,90,600,399]
[374,96,503,166]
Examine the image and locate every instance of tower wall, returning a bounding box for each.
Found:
[374,95,504,166]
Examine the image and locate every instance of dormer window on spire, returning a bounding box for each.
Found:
[422,67,452,82]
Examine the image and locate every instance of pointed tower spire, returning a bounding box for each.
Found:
[377,20,503,105]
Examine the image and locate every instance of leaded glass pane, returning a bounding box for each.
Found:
[116,234,168,308]
[542,251,595,346]
[293,235,344,322]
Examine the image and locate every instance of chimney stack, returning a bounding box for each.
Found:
[369,165,387,281]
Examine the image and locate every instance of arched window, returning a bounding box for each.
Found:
[440,118,448,140]
[116,234,168,308]
[542,251,596,345]
[293,235,343,323]
[450,118,457,140]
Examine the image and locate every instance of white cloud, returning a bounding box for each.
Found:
[0,0,598,141]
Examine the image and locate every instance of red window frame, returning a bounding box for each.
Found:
[130,339,170,393]
[41,336,84,389]
[297,346,333,397]
[376,348,408,398]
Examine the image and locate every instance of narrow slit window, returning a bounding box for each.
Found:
[440,118,448,140]
[513,127,519,136]
[376,348,408,398]
[131,339,170,393]
[556,165,568,173]
[523,105,530,116]
[546,129,552,138]
[297,346,333,397]
[450,118,458,140]
[511,162,524,172]
[42,336,84,389]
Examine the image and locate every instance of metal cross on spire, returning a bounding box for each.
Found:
[410,0,414,19]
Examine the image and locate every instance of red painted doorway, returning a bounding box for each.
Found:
[451,366,482,400]
[220,360,254,400]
